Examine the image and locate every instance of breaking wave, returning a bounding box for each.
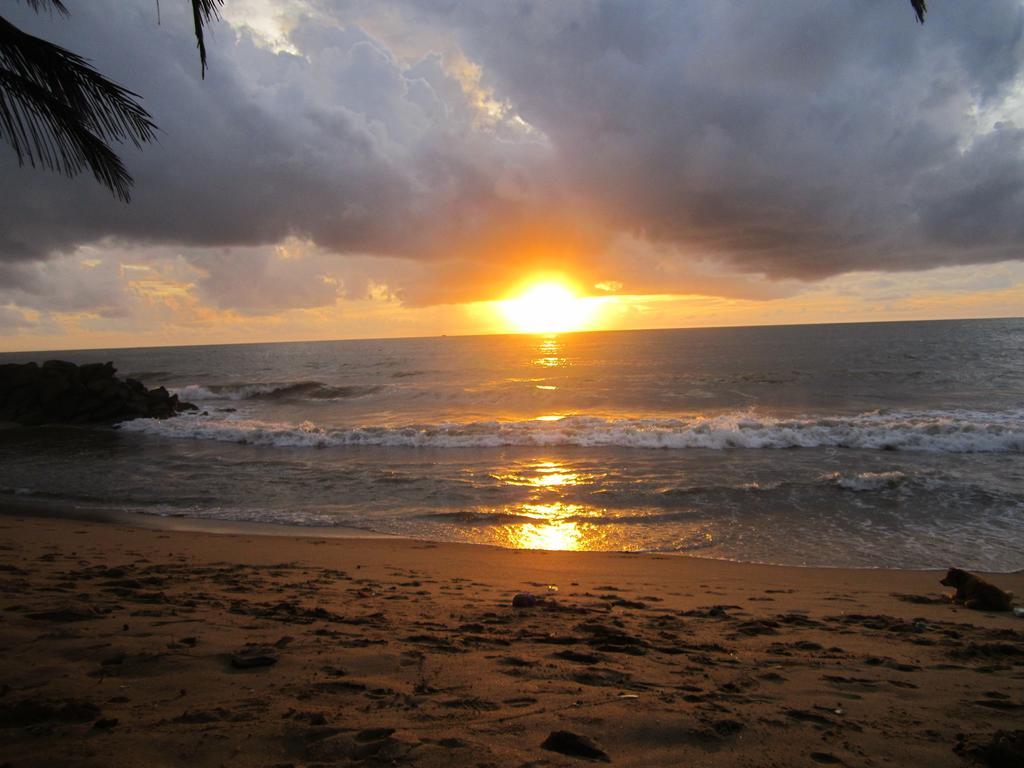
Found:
[824,470,907,491]
[173,381,382,402]
[118,408,1024,453]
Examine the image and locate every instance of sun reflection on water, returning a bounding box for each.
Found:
[497,503,588,550]
[462,460,720,552]
[532,471,578,487]
[533,357,565,368]
[493,460,585,487]
[533,335,568,368]
[486,460,611,550]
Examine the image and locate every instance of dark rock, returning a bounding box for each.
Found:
[3,385,36,414]
[356,728,396,742]
[173,708,231,724]
[711,718,744,737]
[26,606,102,622]
[542,731,611,762]
[0,699,101,727]
[611,599,647,609]
[79,361,115,381]
[0,360,196,425]
[37,375,71,405]
[951,643,1024,661]
[231,646,279,669]
[147,386,171,401]
[552,649,603,664]
[809,753,843,765]
[513,593,541,608]
[955,730,1024,768]
[785,708,835,726]
[86,377,117,395]
[41,360,75,374]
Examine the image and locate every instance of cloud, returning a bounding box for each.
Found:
[1,0,556,265]
[0,305,37,333]
[916,123,1024,249]
[1,0,1023,332]
[404,0,1024,279]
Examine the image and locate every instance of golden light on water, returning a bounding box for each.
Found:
[531,470,578,486]
[526,461,582,489]
[499,280,606,334]
[533,357,565,368]
[487,461,605,550]
[483,501,589,548]
[494,460,582,487]
[533,335,568,368]
[499,503,587,550]
[475,459,716,552]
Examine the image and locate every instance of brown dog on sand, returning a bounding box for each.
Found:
[940,568,1014,611]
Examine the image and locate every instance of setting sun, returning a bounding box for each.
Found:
[499,280,604,333]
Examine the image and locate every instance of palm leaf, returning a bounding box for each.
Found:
[911,0,927,24]
[0,15,156,201]
[0,1,224,200]
[190,0,223,78]
[16,1,69,15]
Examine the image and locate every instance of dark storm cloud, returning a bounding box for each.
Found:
[916,123,1024,249]
[1,0,1023,313]
[0,0,557,270]
[405,0,1024,279]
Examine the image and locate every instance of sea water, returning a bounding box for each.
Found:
[1,318,1022,569]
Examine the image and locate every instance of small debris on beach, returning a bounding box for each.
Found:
[231,646,279,669]
[512,592,542,607]
[541,730,611,762]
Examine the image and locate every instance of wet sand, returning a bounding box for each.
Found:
[1,512,1022,767]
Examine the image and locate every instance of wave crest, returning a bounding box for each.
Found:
[118,408,1024,453]
[173,381,382,402]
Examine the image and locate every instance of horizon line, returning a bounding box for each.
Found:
[1,314,1021,357]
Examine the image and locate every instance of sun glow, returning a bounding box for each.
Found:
[499,280,603,334]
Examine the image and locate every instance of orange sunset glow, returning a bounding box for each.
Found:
[497,279,610,334]
[3,4,1024,767]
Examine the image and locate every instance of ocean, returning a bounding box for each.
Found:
[2,318,1022,570]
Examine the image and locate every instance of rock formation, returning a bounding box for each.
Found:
[0,361,197,426]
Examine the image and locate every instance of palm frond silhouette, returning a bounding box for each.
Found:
[0,1,221,201]
[0,1,927,203]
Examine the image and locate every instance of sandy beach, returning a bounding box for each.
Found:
[1,511,1022,767]
[4,1,1024,766]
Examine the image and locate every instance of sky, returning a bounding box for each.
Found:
[1,0,1023,351]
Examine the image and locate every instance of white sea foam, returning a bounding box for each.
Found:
[172,381,382,401]
[173,383,279,401]
[825,471,907,491]
[118,408,1024,453]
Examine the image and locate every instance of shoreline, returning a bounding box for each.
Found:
[1,512,1023,766]
[6,497,1024,575]
[0,497,400,542]
[3,497,1023,575]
